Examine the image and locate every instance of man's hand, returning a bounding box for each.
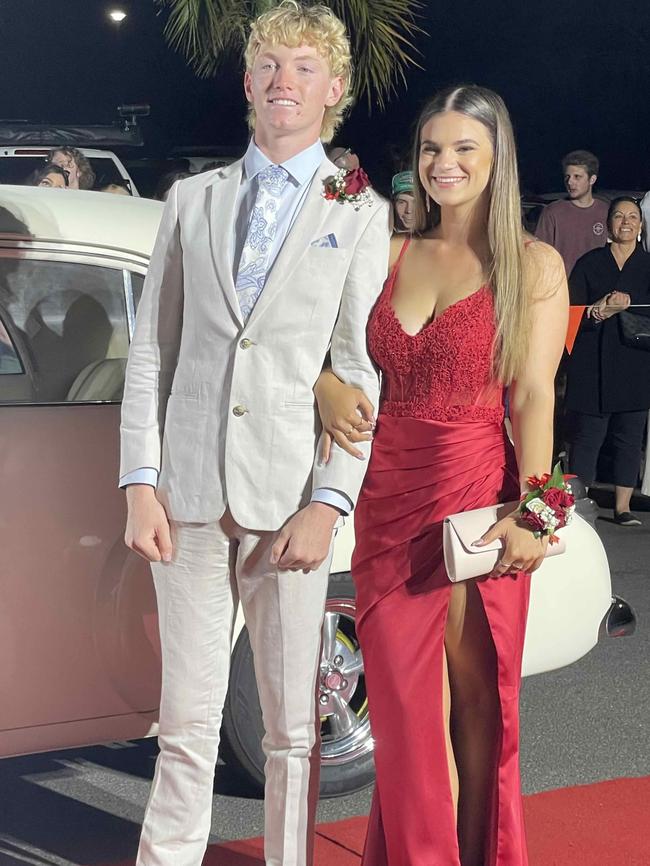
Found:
[271,502,339,573]
[124,484,173,563]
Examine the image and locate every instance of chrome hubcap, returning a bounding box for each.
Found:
[319,598,373,766]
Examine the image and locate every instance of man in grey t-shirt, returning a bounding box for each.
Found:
[535,149,608,275]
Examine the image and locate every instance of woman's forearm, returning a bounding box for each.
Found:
[313,368,341,401]
[508,384,555,494]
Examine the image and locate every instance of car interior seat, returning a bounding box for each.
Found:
[65,357,127,402]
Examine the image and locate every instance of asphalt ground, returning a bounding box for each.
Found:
[1,497,648,866]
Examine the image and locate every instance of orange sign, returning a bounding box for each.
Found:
[566,305,586,354]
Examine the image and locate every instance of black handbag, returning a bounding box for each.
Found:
[619,310,650,351]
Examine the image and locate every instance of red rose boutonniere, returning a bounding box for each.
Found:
[322,167,373,210]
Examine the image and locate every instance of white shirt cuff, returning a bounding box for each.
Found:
[311,487,352,515]
[119,467,159,488]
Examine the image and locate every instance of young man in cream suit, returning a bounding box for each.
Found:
[119,3,389,865]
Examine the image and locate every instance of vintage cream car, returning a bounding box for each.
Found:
[0,186,634,797]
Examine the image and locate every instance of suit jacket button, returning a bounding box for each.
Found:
[239,338,253,349]
[232,405,247,417]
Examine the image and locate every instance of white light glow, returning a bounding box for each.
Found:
[108,9,127,23]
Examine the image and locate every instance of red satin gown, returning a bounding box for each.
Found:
[353,238,530,866]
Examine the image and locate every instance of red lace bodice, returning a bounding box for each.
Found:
[368,238,505,423]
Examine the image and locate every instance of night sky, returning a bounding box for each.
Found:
[1,0,649,195]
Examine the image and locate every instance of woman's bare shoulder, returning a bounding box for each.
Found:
[523,235,563,269]
[389,233,409,268]
[523,236,567,300]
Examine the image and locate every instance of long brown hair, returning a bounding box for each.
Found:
[411,85,529,384]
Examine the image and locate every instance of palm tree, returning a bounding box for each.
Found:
[154,0,423,111]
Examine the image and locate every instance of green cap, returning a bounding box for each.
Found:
[391,170,413,196]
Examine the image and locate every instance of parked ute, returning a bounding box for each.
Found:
[0,186,635,797]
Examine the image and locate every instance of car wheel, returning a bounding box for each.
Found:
[220,570,375,798]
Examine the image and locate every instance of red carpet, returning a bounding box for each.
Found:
[108,776,650,865]
[522,775,650,866]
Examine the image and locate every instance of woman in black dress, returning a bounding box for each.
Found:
[566,196,650,524]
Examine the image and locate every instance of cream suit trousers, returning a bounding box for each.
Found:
[136,515,332,866]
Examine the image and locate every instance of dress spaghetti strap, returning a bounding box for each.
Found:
[396,235,411,262]
[385,236,411,289]
[395,235,411,267]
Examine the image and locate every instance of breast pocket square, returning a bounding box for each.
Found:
[310,233,339,248]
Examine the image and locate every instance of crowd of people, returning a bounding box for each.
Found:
[528,149,650,526]
[25,145,133,195]
[20,145,232,200]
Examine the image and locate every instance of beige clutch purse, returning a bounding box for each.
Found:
[443,501,568,583]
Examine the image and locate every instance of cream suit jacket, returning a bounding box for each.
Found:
[120,157,390,529]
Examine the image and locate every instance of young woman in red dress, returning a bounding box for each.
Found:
[315,86,568,866]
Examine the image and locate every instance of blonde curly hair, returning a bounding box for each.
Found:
[245,1,352,143]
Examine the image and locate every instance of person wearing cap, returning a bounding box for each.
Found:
[392,169,415,232]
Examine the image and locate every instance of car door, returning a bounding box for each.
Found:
[0,243,161,757]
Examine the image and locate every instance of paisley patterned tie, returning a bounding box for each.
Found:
[235,164,290,321]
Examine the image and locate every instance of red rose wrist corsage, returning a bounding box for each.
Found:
[518,463,575,544]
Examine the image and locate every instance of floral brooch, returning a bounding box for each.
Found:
[322,168,373,210]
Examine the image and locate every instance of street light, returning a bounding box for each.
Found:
[107,7,127,100]
[108,8,127,24]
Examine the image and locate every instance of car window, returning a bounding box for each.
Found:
[0,316,22,374]
[523,204,545,234]
[132,273,145,310]
[90,158,132,193]
[0,157,49,186]
[0,156,131,192]
[0,258,130,404]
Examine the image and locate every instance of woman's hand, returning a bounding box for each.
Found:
[605,290,631,313]
[588,292,611,321]
[314,370,375,462]
[589,291,631,321]
[475,510,548,577]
